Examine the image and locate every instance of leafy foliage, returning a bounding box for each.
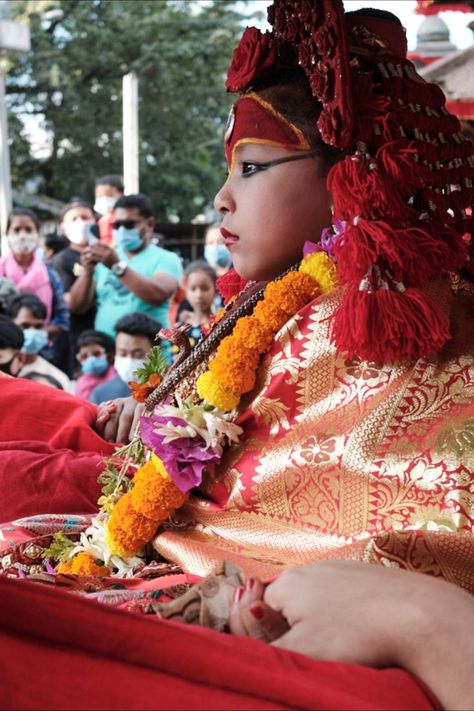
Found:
[7,0,252,220]
[134,344,168,385]
[41,531,75,562]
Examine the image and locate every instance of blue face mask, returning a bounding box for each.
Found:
[81,354,109,376]
[114,226,143,252]
[204,244,231,268]
[21,328,49,354]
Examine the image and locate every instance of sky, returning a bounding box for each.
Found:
[243,0,474,50]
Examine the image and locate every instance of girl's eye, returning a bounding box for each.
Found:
[241,161,265,177]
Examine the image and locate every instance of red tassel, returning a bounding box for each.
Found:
[334,219,456,286]
[216,268,247,304]
[331,286,451,362]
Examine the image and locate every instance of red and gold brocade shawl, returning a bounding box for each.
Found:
[154,277,474,591]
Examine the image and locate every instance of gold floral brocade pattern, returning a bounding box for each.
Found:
[154,282,474,589]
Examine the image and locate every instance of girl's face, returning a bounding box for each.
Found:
[214,143,332,282]
[186,270,216,314]
[7,215,39,255]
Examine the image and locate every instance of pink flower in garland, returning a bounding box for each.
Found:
[140,415,220,494]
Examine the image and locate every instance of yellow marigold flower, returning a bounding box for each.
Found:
[299,251,338,293]
[131,460,186,520]
[232,316,275,352]
[196,371,240,411]
[105,525,137,558]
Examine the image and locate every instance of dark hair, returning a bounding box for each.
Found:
[22,371,64,390]
[0,278,19,315]
[7,293,47,320]
[95,174,124,192]
[113,193,155,220]
[114,312,161,343]
[60,199,95,222]
[7,208,40,233]
[43,231,69,256]
[0,315,24,350]
[76,329,115,355]
[185,259,217,284]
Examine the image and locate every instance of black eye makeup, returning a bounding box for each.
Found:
[239,150,320,178]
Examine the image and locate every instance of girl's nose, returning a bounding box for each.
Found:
[214,178,233,215]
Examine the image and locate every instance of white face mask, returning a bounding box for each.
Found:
[8,231,38,254]
[114,356,144,384]
[65,220,88,245]
[94,196,117,215]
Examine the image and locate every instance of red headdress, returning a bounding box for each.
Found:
[225,1,474,363]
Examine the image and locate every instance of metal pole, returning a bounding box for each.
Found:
[122,72,139,195]
[0,66,12,255]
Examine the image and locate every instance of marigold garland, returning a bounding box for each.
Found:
[197,252,338,411]
[60,250,337,576]
[106,459,187,558]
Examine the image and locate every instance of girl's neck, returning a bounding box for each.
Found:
[14,252,34,269]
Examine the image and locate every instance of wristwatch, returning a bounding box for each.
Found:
[111,260,127,277]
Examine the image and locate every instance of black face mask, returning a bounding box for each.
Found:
[0,355,17,376]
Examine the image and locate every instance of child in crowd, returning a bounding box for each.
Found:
[175,260,217,352]
[7,293,72,392]
[75,329,116,401]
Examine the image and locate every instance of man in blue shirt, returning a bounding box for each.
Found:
[68,194,182,353]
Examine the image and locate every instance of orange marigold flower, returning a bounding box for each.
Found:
[72,552,109,576]
[131,461,186,520]
[231,316,275,352]
[215,336,260,368]
[252,299,289,332]
[129,373,161,403]
[57,560,73,574]
[264,272,318,314]
[107,493,159,556]
[209,356,257,395]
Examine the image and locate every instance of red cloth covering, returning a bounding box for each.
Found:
[0,378,115,521]
[0,576,437,711]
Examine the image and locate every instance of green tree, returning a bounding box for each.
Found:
[6,0,253,220]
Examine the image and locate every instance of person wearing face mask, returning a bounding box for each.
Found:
[0,315,26,377]
[93,175,124,247]
[89,312,160,405]
[68,194,182,361]
[75,329,117,401]
[0,209,70,352]
[51,200,99,357]
[203,224,232,278]
[7,293,73,392]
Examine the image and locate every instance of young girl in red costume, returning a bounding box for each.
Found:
[0,2,473,708]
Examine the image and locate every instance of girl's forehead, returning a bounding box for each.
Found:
[188,270,214,284]
[9,215,37,230]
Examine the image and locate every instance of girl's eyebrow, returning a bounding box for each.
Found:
[247,150,320,170]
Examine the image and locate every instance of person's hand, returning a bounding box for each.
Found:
[80,248,99,274]
[229,560,474,710]
[95,396,144,443]
[88,242,119,270]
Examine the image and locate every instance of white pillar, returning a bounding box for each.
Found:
[122,72,139,195]
[0,68,11,255]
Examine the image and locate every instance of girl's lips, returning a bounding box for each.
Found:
[220,227,239,246]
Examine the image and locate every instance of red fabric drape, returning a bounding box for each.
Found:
[0,378,115,520]
[0,576,437,711]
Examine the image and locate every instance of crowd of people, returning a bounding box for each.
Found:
[0,176,232,403]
